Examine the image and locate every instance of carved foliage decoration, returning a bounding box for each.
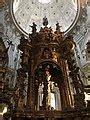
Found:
[0,0,6,8]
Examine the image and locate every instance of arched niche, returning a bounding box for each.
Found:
[34,61,64,111]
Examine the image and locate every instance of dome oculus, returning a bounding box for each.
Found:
[39,0,51,4]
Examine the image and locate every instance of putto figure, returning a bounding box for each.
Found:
[43,16,48,27]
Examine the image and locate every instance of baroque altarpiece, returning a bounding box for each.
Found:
[3,20,90,120]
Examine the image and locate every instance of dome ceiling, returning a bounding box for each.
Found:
[11,0,80,36]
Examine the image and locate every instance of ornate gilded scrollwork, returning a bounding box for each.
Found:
[3,20,87,120]
[60,35,86,108]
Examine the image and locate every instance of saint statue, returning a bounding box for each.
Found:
[43,16,48,27]
[30,22,37,34]
[56,21,62,32]
[44,68,54,110]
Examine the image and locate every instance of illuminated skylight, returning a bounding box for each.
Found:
[39,0,50,4]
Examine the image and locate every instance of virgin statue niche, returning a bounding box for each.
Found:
[38,66,61,111]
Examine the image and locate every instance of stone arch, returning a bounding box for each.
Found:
[34,60,65,111]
